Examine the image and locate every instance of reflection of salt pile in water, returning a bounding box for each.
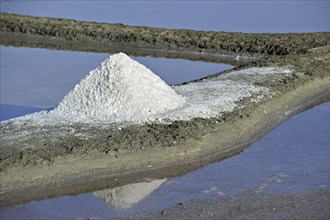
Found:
[93,179,166,209]
[50,53,185,123]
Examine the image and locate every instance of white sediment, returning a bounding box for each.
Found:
[4,53,294,125]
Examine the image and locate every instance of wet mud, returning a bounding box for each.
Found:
[131,189,330,220]
[0,13,329,207]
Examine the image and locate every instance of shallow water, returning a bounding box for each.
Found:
[0,46,232,121]
[1,102,329,219]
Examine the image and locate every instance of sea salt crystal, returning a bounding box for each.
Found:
[50,53,186,123]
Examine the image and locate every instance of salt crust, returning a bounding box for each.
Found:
[6,54,293,125]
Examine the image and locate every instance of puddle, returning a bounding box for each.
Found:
[0,46,232,121]
[1,102,329,219]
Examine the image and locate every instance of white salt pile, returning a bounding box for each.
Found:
[5,53,294,126]
[50,53,186,123]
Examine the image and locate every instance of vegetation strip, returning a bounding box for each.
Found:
[1,12,329,56]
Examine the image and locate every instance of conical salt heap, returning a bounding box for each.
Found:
[51,53,186,123]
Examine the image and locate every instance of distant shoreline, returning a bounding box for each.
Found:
[0,12,329,207]
[1,12,329,56]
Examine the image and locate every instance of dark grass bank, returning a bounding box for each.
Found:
[1,12,329,56]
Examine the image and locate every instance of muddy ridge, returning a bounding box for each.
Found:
[1,52,329,172]
[1,12,329,56]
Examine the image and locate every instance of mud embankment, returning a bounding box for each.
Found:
[0,12,329,57]
[1,52,329,173]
